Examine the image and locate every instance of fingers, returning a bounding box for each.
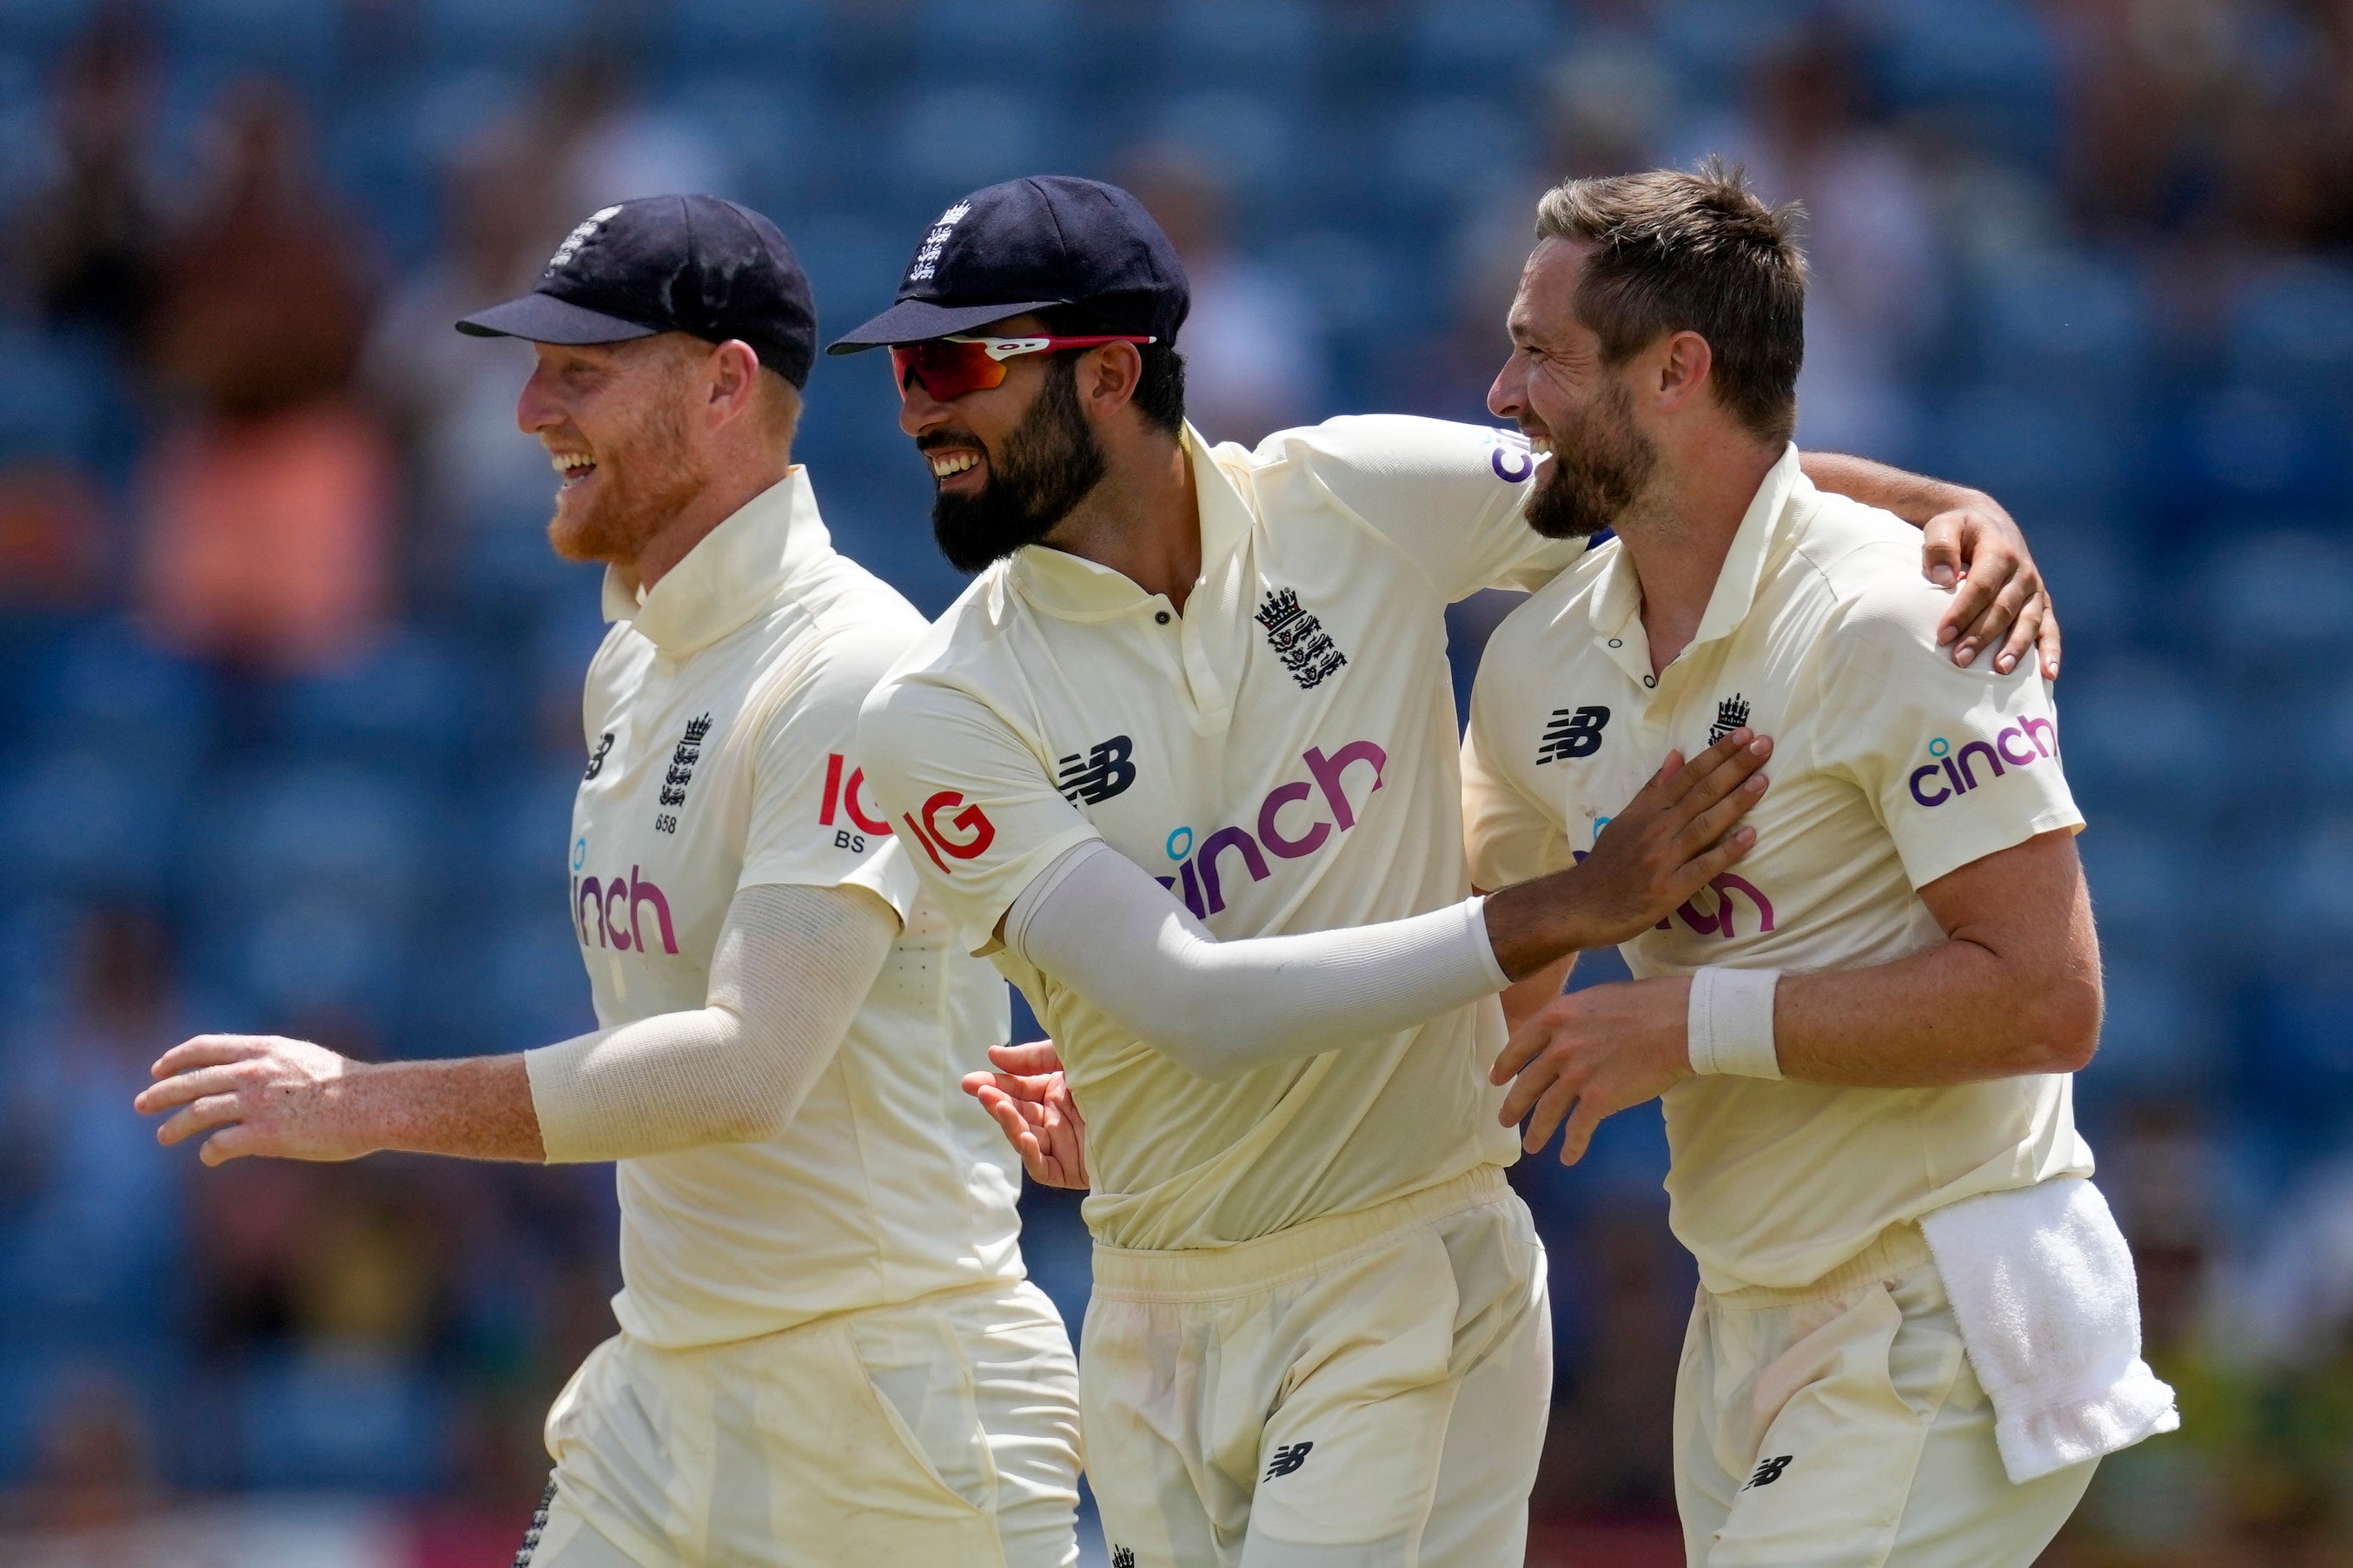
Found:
[1994,591,2048,678]
[150,1035,270,1080]
[988,1041,1064,1075]
[155,1093,247,1148]
[1554,1097,1607,1167]
[1517,1075,1581,1154]
[1674,827,1760,898]
[1666,733,1771,824]
[1668,773,1769,865]
[1952,568,2033,669]
[1496,1037,1564,1124]
[134,1062,252,1116]
[1919,509,1965,591]
[200,1125,261,1167]
[2035,596,2062,680]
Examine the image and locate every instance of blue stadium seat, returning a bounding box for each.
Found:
[477,764,587,909]
[2079,825,2204,963]
[915,0,1079,80]
[0,327,113,466]
[277,632,478,782]
[1386,96,1534,209]
[1972,255,2152,394]
[666,79,816,219]
[1650,0,1811,97]
[2248,976,2353,1133]
[195,764,433,916]
[892,87,1057,199]
[1168,0,1318,91]
[1406,0,1564,95]
[480,913,597,1054]
[670,0,816,70]
[1871,0,2061,164]
[162,0,339,86]
[2088,956,2222,1096]
[238,1348,449,1492]
[0,0,99,60]
[2176,385,2350,511]
[1152,89,1304,207]
[2229,262,2353,407]
[1929,388,2136,527]
[22,619,217,782]
[417,0,584,69]
[2058,663,2232,827]
[2200,530,2353,673]
[226,890,409,1035]
[0,751,184,899]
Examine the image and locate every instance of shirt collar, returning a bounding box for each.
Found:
[1588,442,1806,649]
[1007,423,1254,623]
[604,467,832,657]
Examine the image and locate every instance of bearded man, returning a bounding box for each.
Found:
[135,195,1085,1568]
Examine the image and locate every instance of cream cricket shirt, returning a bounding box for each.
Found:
[568,470,1021,1349]
[1462,446,2094,1293]
[858,417,1581,1253]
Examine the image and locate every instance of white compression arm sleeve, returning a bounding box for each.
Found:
[1003,840,1509,1082]
[524,882,896,1163]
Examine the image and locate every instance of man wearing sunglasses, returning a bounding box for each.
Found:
[134,196,1084,1568]
[834,175,2058,1568]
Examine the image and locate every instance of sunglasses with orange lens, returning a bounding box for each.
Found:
[889,334,1156,400]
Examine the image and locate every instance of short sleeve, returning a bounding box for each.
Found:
[1462,660,1574,892]
[1269,416,1587,601]
[1812,579,2084,890]
[739,622,921,923]
[856,673,1102,954]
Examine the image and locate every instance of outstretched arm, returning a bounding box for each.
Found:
[135,883,894,1166]
[1800,451,2059,679]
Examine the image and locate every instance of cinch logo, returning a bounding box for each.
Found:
[1908,717,2056,808]
[1157,740,1386,917]
[819,752,891,851]
[903,791,995,872]
[1574,844,1774,940]
[573,866,678,954]
[1488,428,1534,484]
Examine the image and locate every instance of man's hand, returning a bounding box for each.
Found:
[1489,976,1691,1164]
[961,1041,1089,1189]
[135,1035,376,1167]
[1920,494,2060,679]
[1484,727,1770,977]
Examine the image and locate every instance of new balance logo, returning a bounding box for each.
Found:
[1745,1454,1793,1490]
[1263,1440,1314,1480]
[1057,735,1137,805]
[583,731,613,781]
[1537,705,1609,764]
[1708,693,1752,746]
[1110,1549,1137,1568]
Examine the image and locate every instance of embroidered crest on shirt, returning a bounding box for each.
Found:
[1255,587,1348,690]
[1707,692,1752,746]
[654,713,713,830]
[1057,734,1137,805]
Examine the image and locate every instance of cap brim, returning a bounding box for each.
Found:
[825,297,1064,354]
[455,293,666,346]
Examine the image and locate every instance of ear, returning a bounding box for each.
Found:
[1076,341,1143,421]
[1653,330,1713,416]
[703,340,765,429]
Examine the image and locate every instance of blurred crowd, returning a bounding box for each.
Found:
[1,0,2350,1562]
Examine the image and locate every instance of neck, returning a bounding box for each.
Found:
[1038,425,1202,611]
[1614,434,1780,674]
[630,448,792,591]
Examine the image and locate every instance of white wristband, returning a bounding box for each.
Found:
[1687,967,1783,1079]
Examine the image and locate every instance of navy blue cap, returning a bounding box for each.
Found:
[457,195,819,388]
[828,176,1189,352]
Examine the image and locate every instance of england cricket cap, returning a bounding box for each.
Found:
[827,175,1190,352]
[457,195,819,388]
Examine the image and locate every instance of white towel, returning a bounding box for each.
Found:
[1919,1175,2181,1484]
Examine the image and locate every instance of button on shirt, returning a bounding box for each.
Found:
[858,417,1581,1253]
[571,469,1020,1348]
[1461,446,2092,1293]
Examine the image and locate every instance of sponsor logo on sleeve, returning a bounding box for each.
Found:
[1906,716,2057,808]
[1745,1454,1793,1490]
[1057,734,1137,805]
[819,752,891,852]
[1489,428,1534,483]
[901,791,996,873]
[1537,705,1609,764]
[1256,586,1349,691]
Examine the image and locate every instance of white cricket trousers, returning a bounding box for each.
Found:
[1675,1224,2097,1567]
[516,1277,1083,1568]
[1080,1163,1553,1568]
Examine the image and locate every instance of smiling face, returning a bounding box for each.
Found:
[516,336,712,566]
[896,314,1110,572]
[1488,237,1660,539]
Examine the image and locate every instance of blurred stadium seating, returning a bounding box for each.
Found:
[0,0,2349,1561]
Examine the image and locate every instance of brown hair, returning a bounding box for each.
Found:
[1534,157,1806,446]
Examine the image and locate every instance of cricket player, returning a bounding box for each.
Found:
[1461,164,2177,1565]
[832,175,2060,1568]
[134,196,1084,1568]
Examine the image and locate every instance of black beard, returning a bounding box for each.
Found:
[929,360,1109,573]
[1524,379,1659,540]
